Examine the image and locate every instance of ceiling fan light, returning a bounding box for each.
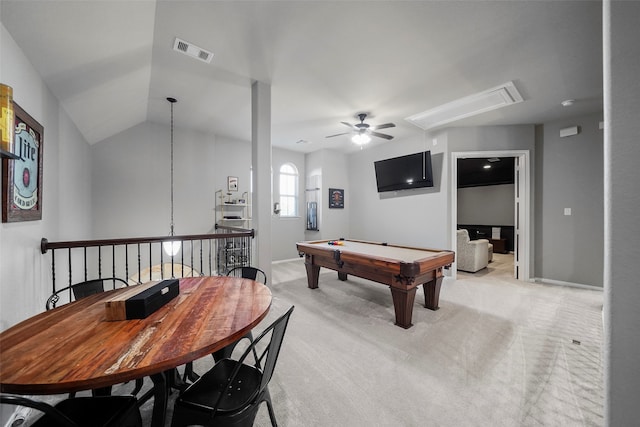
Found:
[352,133,371,145]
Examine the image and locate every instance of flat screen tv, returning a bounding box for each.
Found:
[374,151,434,192]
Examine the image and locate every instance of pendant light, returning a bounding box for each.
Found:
[163,97,181,257]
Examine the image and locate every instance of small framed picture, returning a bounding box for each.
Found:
[329,188,344,209]
[228,176,238,192]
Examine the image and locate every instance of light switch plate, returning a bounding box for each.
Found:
[564,208,572,216]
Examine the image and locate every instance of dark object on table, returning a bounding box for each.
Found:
[105,279,179,321]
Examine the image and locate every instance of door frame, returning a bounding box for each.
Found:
[450,150,531,280]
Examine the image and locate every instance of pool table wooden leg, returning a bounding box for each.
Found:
[422,276,443,310]
[390,287,417,329]
[304,254,320,289]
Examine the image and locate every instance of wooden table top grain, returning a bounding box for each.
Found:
[0,276,272,395]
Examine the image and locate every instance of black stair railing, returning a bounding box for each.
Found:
[41,225,254,299]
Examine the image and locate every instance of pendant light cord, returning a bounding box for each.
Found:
[168,97,177,237]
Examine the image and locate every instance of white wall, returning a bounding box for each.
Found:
[304,149,350,242]
[214,136,252,220]
[349,133,449,249]
[1,25,93,425]
[272,147,306,260]
[457,184,515,226]
[604,1,640,424]
[319,150,350,240]
[92,122,218,238]
[304,150,324,241]
[92,125,306,262]
[0,24,93,334]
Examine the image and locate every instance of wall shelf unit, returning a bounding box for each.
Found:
[215,190,251,228]
[215,189,252,274]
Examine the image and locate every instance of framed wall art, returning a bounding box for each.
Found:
[329,188,344,209]
[227,176,238,192]
[2,102,44,222]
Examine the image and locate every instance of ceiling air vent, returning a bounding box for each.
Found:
[405,81,524,131]
[173,37,213,64]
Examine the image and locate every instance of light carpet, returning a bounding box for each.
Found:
[162,254,603,426]
[10,254,603,426]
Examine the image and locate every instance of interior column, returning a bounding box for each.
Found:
[251,80,272,280]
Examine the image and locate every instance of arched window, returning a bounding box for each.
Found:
[279,163,298,217]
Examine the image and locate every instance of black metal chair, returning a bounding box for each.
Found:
[45,277,143,397]
[171,306,294,427]
[1,394,142,427]
[182,267,268,383]
[217,267,267,359]
[45,277,129,310]
[226,266,267,285]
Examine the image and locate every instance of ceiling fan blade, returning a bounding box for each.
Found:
[340,121,356,129]
[370,131,394,140]
[326,132,351,138]
[373,123,396,130]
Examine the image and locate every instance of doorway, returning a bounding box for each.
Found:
[451,150,530,280]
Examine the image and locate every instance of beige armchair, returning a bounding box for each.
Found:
[456,229,489,272]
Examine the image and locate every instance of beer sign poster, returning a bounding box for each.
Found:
[2,102,43,222]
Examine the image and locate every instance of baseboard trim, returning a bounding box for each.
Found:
[272,257,303,264]
[533,277,603,291]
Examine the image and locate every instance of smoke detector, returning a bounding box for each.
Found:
[173,37,213,64]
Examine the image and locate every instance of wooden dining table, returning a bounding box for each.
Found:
[0,276,272,427]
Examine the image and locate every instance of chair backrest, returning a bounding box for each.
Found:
[214,305,294,410]
[457,229,470,244]
[46,277,129,310]
[128,263,200,285]
[256,306,294,391]
[226,266,267,285]
[1,394,78,426]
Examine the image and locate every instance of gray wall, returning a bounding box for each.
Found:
[457,184,515,226]
[534,113,603,287]
[604,1,640,424]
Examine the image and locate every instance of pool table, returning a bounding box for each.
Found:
[296,239,455,329]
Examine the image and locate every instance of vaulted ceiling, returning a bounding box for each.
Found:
[1,1,603,153]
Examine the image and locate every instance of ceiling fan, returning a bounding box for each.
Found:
[326,113,395,145]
